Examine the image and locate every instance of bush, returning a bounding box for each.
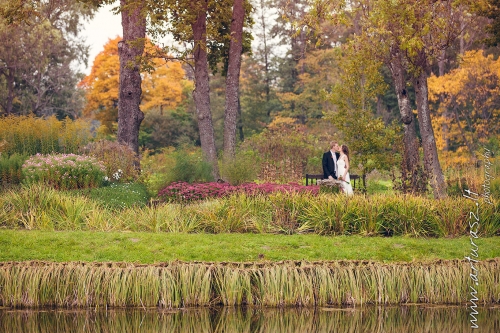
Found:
[138,148,176,195]
[241,117,323,183]
[0,153,27,186]
[80,140,138,182]
[169,149,214,184]
[158,181,319,203]
[219,150,260,185]
[0,115,94,156]
[22,153,105,190]
[139,147,214,196]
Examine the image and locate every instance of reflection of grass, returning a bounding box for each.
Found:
[1,231,499,263]
[1,306,499,332]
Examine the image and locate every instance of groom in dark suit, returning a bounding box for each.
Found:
[322,141,340,180]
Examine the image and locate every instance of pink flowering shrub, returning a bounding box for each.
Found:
[22,153,106,190]
[158,181,320,203]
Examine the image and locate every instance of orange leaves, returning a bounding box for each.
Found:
[428,50,500,160]
[141,58,192,112]
[79,37,191,133]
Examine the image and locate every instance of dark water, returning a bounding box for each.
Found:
[0,305,498,333]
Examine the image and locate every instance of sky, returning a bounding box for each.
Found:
[80,4,122,75]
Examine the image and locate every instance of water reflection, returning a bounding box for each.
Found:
[1,306,498,333]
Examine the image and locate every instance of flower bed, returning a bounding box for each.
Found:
[158,181,320,203]
[22,153,106,190]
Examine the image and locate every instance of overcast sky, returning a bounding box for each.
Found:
[80,4,122,74]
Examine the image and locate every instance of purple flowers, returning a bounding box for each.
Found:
[158,181,319,203]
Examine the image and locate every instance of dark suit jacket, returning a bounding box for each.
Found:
[322,151,340,179]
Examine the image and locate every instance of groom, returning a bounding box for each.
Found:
[322,141,340,180]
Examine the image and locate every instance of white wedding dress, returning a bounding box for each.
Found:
[337,156,354,196]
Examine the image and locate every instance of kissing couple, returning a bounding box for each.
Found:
[322,141,354,196]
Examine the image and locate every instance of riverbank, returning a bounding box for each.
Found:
[1,259,499,308]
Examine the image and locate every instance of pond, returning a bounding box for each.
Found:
[1,305,498,332]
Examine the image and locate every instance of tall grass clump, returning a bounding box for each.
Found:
[0,184,100,230]
[0,153,27,186]
[1,185,498,236]
[0,115,93,156]
[22,153,105,190]
[0,259,498,308]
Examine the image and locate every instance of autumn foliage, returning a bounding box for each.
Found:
[428,50,500,165]
[79,37,192,133]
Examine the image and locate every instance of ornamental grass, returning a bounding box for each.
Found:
[0,259,498,308]
[0,185,498,237]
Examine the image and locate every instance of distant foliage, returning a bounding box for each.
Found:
[429,50,500,164]
[0,153,27,185]
[79,37,191,133]
[80,140,139,182]
[0,115,94,156]
[158,181,319,203]
[22,153,105,190]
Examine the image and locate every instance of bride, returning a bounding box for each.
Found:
[337,144,354,196]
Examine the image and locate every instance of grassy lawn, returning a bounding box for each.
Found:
[1,230,498,263]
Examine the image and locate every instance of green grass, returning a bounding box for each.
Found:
[0,230,498,263]
[69,182,150,208]
[366,179,394,194]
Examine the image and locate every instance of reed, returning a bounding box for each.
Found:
[1,259,498,308]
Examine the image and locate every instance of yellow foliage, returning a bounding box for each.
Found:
[141,58,193,112]
[428,50,500,165]
[0,115,93,155]
[79,37,191,133]
[267,116,298,130]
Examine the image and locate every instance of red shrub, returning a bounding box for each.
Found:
[158,181,319,203]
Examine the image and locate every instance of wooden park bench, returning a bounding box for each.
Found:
[305,173,360,189]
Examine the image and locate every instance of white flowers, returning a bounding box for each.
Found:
[112,169,123,180]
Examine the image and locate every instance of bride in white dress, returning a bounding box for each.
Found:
[337,145,354,196]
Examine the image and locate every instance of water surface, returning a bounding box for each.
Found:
[1,305,498,332]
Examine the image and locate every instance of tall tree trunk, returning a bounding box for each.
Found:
[223,0,245,159]
[388,50,420,172]
[192,0,219,180]
[259,0,270,111]
[5,71,14,115]
[412,57,447,199]
[117,0,146,155]
[438,49,449,152]
[237,96,244,141]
